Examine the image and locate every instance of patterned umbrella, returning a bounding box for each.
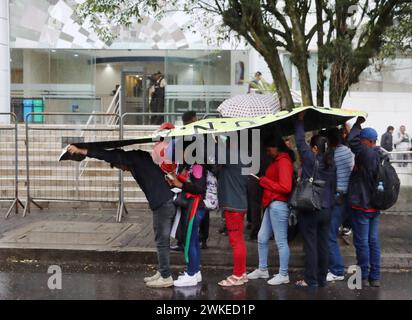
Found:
[217,91,301,118]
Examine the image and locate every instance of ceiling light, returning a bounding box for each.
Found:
[74,54,79,57]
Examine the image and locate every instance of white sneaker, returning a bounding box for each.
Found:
[178,271,202,283]
[173,273,198,287]
[267,274,290,286]
[327,272,345,282]
[144,271,161,283]
[247,269,270,280]
[146,276,174,288]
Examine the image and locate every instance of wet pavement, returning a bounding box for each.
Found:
[0,264,411,300]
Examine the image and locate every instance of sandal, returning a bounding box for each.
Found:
[218,275,245,287]
[242,273,248,283]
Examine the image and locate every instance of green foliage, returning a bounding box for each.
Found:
[75,0,411,108]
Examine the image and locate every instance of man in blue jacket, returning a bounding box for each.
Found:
[347,117,382,288]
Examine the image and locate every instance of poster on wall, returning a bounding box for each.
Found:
[235,61,244,85]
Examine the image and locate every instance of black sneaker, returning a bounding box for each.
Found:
[201,242,208,250]
[170,245,183,252]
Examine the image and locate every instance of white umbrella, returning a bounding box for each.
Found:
[217,91,301,118]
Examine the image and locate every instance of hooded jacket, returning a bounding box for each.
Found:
[260,152,294,208]
[348,123,381,212]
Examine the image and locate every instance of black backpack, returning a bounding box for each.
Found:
[370,154,400,210]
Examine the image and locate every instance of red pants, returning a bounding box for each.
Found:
[224,211,247,277]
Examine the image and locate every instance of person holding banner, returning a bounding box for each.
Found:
[67,123,177,288]
[217,134,249,287]
[294,112,336,288]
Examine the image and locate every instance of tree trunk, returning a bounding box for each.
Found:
[265,49,295,111]
[295,57,314,106]
[287,3,314,107]
[329,62,349,108]
[315,0,325,107]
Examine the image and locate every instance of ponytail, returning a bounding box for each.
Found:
[310,135,334,169]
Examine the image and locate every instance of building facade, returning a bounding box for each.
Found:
[1,0,411,135]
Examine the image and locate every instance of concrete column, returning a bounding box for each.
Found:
[0,0,10,123]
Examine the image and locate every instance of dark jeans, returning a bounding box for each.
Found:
[150,98,164,125]
[199,210,210,243]
[152,199,175,278]
[351,209,381,281]
[299,208,331,287]
[247,178,263,238]
[328,197,348,276]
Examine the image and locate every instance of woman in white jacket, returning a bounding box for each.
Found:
[394,125,411,167]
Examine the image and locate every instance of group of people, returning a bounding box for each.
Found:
[67,110,385,289]
[381,125,411,167]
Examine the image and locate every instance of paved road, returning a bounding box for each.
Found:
[0,264,410,300]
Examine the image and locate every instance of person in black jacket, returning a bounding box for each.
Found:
[167,161,207,287]
[347,117,382,287]
[67,145,176,288]
[294,112,336,288]
[380,126,394,152]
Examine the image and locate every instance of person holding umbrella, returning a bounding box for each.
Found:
[67,123,177,288]
[294,112,336,288]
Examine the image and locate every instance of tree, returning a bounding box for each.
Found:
[76,0,410,109]
[321,0,411,108]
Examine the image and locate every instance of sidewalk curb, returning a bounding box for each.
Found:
[1,247,411,270]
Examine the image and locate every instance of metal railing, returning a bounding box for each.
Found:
[387,150,412,165]
[23,112,123,219]
[0,112,25,218]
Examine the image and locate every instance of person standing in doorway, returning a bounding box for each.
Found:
[150,72,166,125]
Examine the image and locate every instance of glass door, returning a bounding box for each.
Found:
[121,69,148,125]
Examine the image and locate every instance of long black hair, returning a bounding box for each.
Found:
[310,135,334,169]
[264,135,296,163]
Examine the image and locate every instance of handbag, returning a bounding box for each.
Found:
[289,160,326,212]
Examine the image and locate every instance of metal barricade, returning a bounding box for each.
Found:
[23,113,123,220]
[388,150,412,165]
[0,112,25,218]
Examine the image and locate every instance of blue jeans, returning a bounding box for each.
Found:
[328,198,347,276]
[187,207,206,276]
[258,201,290,276]
[351,209,381,281]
